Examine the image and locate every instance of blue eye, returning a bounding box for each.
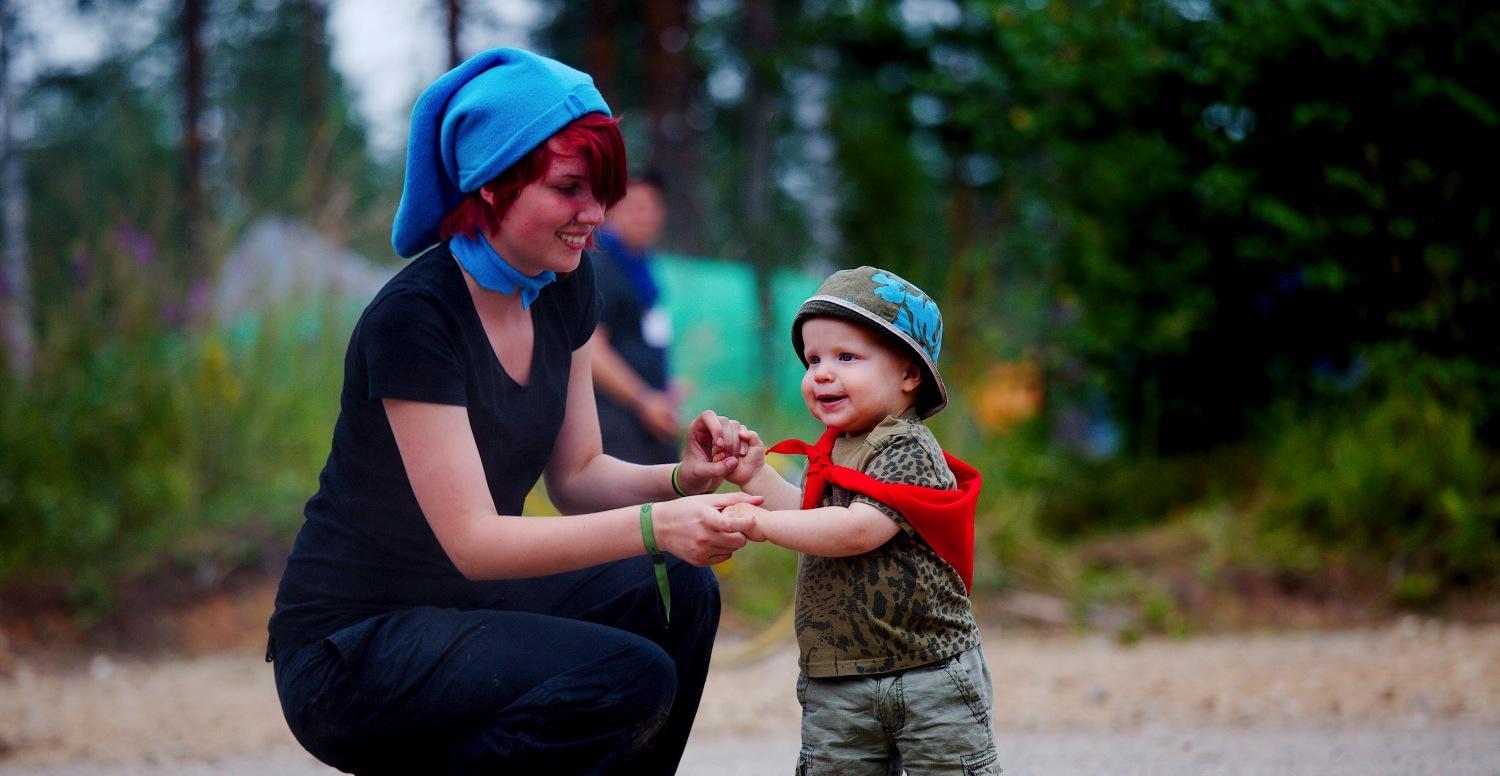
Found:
[839,353,855,361]
[807,356,820,366]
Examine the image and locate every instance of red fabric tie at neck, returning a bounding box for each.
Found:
[768,429,982,593]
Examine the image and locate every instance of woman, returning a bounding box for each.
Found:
[267,48,759,774]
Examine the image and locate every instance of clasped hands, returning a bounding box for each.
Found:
[655,411,771,565]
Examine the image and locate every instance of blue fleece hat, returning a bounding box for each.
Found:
[391,48,612,258]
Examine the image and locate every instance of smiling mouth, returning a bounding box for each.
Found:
[816,395,847,407]
[558,231,589,250]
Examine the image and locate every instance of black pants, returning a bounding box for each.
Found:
[272,556,718,775]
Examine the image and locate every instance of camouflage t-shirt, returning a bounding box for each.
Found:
[794,412,980,677]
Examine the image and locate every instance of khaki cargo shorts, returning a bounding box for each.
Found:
[795,646,999,775]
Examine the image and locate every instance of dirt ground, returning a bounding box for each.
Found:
[2,581,1500,774]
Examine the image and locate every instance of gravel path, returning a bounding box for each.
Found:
[3,619,1498,774]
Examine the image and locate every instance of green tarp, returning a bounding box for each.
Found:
[655,254,820,425]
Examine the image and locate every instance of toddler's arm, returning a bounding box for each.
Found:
[734,448,803,510]
[725,501,900,557]
[713,427,806,509]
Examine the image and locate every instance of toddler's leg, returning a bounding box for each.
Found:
[890,647,1000,775]
[796,672,902,776]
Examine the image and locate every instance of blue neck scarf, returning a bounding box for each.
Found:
[596,229,660,309]
[449,233,556,309]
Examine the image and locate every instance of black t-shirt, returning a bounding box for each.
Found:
[592,247,678,464]
[593,248,668,391]
[269,245,600,648]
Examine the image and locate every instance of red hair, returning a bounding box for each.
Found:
[439,113,627,242]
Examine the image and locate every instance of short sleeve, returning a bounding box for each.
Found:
[592,253,629,336]
[852,432,953,529]
[568,252,602,350]
[360,289,468,406]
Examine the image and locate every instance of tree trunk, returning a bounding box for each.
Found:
[445,0,462,69]
[299,0,329,213]
[299,0,328,124]
[642,0,703,253]
[742,0,777,403]
[0,0,34,378]
[585,0,616,102]
[181,0,206,263]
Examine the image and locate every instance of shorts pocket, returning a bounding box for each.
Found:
[324,615,381,666]
[962,743,1001,775]
[796,671,810,708]
[942,652,990,726]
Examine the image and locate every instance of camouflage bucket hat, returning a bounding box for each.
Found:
[791,266,947,419]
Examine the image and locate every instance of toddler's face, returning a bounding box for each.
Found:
[799,317,921,433]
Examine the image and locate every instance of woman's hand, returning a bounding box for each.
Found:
[677,410,756,494]
[635,389,681,442]
[650,491,763,566]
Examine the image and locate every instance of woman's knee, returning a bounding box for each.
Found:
[669,560,721,619]
[580,636,678,747]
[273,640,364,772]
[624,636,678,707]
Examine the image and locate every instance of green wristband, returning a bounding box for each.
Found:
[640,503,671,625]
[670,463,691,498]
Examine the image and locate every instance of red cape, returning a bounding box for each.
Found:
[768,427,982,593]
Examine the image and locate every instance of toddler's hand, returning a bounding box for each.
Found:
[722,428,766,488]
[721,502,767,542]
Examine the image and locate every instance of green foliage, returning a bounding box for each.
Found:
[214,0,390,234]
[24,54,189,310]
[716,536,801,624]
[21,0,394,306]
[1046,0,1500,453]
[797,0,1500,456]
[827,79,944,279]
[6,0,1495,614]
[927,410,1079,594]
[65,568,116,630]
[1260,384,1500,587]
[1,0,389,584]
[768,0,1500,602]
[0,236,345,578]
[1030,450,1234,537]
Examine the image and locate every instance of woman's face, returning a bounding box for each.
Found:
[486,149,605,276]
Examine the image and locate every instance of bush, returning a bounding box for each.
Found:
[0,252,346,580]
[1261,389,1500,589]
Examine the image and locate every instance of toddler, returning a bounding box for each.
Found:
[726,266,996,775]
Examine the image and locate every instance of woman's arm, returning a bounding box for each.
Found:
[588,327,678,442]
[728,501,901,557]
[544,341,674,513]
[384,397,758,580]
[545,342,751,512]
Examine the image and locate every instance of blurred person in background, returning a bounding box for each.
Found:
[591,172,681,465]
[266,48,761,775]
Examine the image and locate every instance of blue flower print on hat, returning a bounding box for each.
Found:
[872,272,943,364]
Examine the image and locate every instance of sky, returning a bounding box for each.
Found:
[14,0,544,157]
[326,0,543,155]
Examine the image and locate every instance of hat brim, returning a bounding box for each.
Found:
[792,297,948,419]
